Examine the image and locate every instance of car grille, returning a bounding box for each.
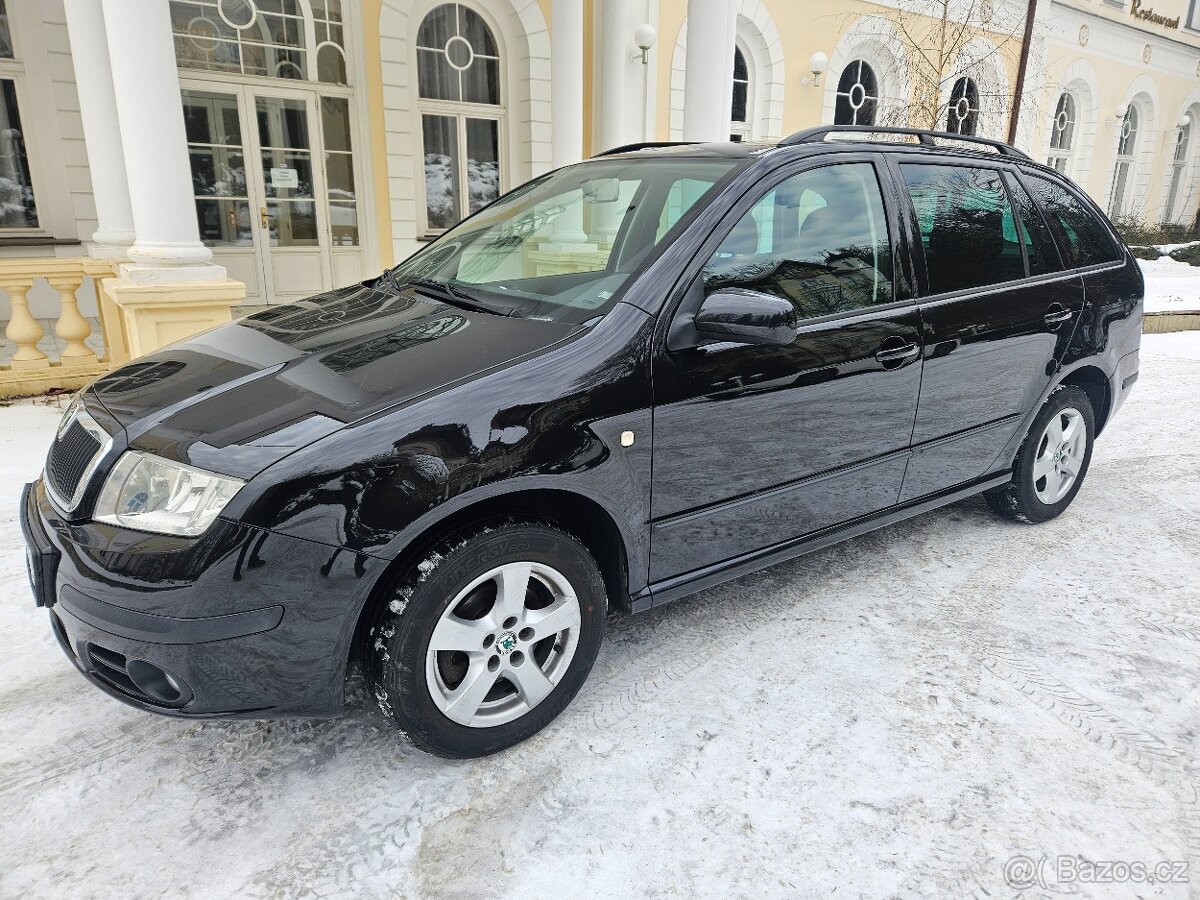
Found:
[45,406,109,511]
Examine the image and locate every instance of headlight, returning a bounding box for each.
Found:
[94,451,244,537]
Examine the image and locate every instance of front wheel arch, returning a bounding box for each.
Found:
[347,487,632,675]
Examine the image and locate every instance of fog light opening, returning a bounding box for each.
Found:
[125,659,193,707]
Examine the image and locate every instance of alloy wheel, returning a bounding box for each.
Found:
[1032,406,1086,504]
[425,561,582,728]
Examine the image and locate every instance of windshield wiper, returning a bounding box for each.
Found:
[398,276,522,318]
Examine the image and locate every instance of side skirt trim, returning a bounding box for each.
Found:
[631,470,1011,613]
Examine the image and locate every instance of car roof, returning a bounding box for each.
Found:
[594,127,1038,170]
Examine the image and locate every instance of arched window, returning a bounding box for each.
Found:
[416,3,502,232]
[1166,117,1192,223]
[834,60,877,126]
[1109,105,1140,217]
[730,45,750,142]
[945,77,979,136]
[1047,92,1076,173]
[170,0,349,85]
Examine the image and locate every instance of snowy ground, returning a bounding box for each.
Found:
[2,334,1199,899]
[1139,253,1200,313]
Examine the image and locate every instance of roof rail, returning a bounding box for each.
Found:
[593,141,695,157]
[778,125,1030,160]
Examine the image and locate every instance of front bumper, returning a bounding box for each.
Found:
[20,478,382,719]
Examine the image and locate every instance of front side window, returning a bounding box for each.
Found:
[946,77,980,136]
[1025,174,1119,268]
[901,164,1024,295]
[393,159,738,324]
[1047,92,1076,173]
[417,3,502,233]
[834,60,878,126]
[703,163,893,319]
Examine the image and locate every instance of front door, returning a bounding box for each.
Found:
[649,159,923,585]
[182,82,365,304]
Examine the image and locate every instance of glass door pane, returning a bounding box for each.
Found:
[320,96,358,246]
[423,114,460,230]
[256,96,318,247]
[182,90,251,246]
[466,117,499,214]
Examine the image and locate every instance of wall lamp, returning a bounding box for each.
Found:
[809,52,829,87]
[633,24,656,65]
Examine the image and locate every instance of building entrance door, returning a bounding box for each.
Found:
[182,80,364,304]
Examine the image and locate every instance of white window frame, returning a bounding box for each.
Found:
[1047,92,1077,175]
[0,2,57,239]
[171,1,379,288]
[834,59,879,127]
[168,0,352,87]
[1109,105,1139,218]
[1166,120,1192,223]
[1187,0,1200,30]
[413,1,507,238]
[729,40,752,142]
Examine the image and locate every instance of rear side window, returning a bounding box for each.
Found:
[702,162,894,321]
[1023,174,1120,268]
[1005,174,1062,276]
[901,164,1024,295]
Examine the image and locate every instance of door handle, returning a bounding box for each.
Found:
[259,206,269,228]
[1044,305,1072,329]
[874,342,920,365]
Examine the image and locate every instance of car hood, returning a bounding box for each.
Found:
[89,282,580,479]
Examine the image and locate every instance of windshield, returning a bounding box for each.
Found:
[390,158,739,324]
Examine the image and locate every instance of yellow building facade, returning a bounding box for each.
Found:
[0,0,1196,398]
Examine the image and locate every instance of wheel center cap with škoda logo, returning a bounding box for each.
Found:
[497,631,518,654]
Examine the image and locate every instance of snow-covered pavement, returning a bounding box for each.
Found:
[1139,253,1200,313]
[2,334,1199,899]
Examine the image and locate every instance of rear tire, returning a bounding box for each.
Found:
[364,521,607,758]
[985,384,1095,524]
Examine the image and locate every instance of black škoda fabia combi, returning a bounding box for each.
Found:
[22,127,1142,758]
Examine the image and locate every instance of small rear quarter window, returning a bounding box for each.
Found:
[1023,174,1120,269]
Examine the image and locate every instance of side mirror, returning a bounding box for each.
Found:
[693,289,797,346]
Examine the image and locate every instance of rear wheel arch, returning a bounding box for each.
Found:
[1057,365,1111,434]
[348,487,633,671]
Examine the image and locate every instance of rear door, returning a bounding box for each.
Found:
[892,158,1083,501]
[649,157,923,584]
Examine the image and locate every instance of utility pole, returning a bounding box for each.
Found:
[1007,0,1039,145]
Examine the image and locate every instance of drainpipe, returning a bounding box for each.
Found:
[1007,0,1039,146]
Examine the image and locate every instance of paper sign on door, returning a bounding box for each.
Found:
[271,167,299,189]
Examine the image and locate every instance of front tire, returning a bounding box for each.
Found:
[364,521,607,758]
[985,384,1095,524]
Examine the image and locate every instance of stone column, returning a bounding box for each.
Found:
[682,0,734,142]
[551,0,585,168]
[94,0,243,361]
[597,0,629,154]
[99,0,222,280]
[63,0,135,258]
[549,0,589,246]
